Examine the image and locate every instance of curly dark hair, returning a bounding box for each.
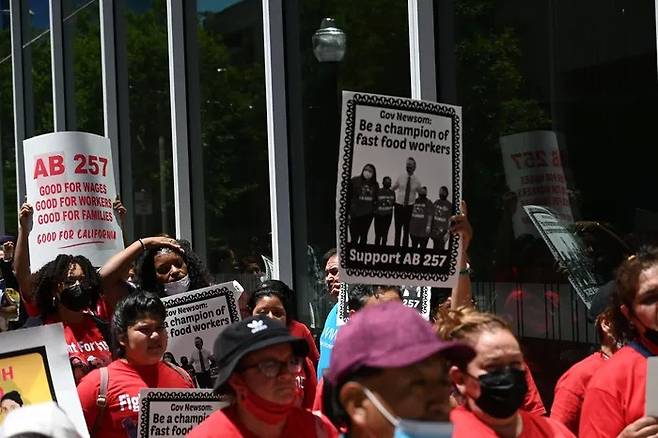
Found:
[247,279,297,323]
[33,254,101,318]
[134,239,212,296]
[111,290,166,359]
[610,246,658,342]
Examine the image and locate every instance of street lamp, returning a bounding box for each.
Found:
[312,18,346,63]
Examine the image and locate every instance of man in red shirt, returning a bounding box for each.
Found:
[325,301,474,437]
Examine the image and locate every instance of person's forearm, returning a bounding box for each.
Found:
[99,239,144,286]
[14,224,34,303]
[450,249,472,309]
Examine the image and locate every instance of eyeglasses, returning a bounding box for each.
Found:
[240,356,304,378]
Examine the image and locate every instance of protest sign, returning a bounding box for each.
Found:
[401,286,432,320]
[0,324,88,437]
[336,284,431,325]
[646,357,658,417]
[501,131,573,237]
[336,91,463,288]
[23,131,124,271]
[137,389,227,437]
[161,282,242,385]
[524,205,600,308]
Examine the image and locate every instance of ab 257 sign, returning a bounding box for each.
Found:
[23,131,124,271]
[336,91,463,287]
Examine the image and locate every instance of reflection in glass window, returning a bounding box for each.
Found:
[285,0,411,330]
[192,0,270,292]
[123,0,174,238]
[62,0,103,134]
[0,2,16,234]
[435,0,658,406]
[23,0,53,136]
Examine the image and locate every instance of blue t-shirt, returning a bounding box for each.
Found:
[316,303,339,380]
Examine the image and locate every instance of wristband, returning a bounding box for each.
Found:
[138,239,146,252]
[459,263,472,276]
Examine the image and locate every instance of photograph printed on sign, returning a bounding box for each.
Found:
[336,91,462,287]
[0,324,89,437]
[161,282,242,388]
[0,347,57,425]
[523,205,601,308]
[137,389,228,438]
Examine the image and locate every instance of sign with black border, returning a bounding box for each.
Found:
[137,389,228,437]
[336,91,463,287]
[337,284,432,325]
[161,281,242,387]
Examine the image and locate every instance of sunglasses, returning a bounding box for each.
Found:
[240,356,304,378]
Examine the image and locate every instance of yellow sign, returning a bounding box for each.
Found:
[0,347,55,424]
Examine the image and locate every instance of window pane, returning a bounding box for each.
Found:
[23,0,53,136]
[62,0,103,134]
[192,0,270,290]
[435,0,658,405]
[0,1,16,234]
[123,0,174,237]
[285,0,411,328]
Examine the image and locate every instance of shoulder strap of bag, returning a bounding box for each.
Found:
[92,366,109,436]
[163,360,195,387]
[629,341,655,358]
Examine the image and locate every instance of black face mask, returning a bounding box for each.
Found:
[473,368,528,419]
[59,281,92,312]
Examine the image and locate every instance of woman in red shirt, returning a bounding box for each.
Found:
[14,203,114,383]
[248,280,319,408]
[435,307,574,438]
[77,291,193,438]
[580,248,658,437]
[188,315,337,438]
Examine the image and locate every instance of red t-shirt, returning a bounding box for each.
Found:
[450,405,575,437]
[301,357,318,410]
[550,351,607,433]
[289,319,320,366]
[523,365,546,416]
[187,404,337,438]
[44,314,112,384]
[77,359,194,438]
[579,345,648,437]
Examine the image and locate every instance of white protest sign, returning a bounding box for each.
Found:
[336,91,463,288]
[646,357,658,417]
[23,131,124,271]
[161,282,242,385]
[524,205,600,308]
[500,131,573,237]
[0,324,89,437]
[137,389,228,437]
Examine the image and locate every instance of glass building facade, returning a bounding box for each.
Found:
[2,0,657,406]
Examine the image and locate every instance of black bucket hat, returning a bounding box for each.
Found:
[213,315,309,392]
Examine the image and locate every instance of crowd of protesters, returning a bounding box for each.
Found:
[0,198,657,438]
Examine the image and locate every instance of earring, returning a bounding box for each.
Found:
[52,295,57,307]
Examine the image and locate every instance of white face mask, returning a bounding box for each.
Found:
[362,387,453,438]
[163,275,190,296]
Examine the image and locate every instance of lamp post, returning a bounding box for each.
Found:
[312,18,346,63]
